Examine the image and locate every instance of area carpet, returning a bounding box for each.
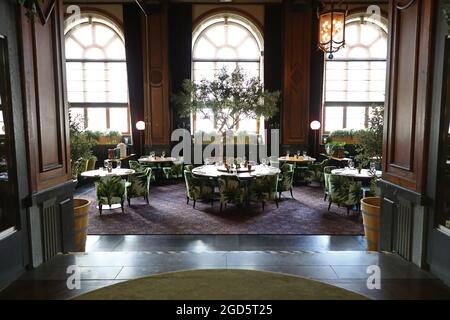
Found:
[73,269,368,300]
[77,181,363,235]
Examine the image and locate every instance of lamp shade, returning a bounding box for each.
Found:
[310,120,321,130]
[136,121,145,131]
[318,6,347,59]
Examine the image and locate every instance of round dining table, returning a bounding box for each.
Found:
[278,156,316,164]
[80,168,135,178]
[331,168,382,180]
[138,156,176,164]
[192,164,280,180]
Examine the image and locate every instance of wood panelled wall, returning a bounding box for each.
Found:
[19,0,71,192]
[382,0,436,193]
[282,2,312,145]
[142,4,171,146]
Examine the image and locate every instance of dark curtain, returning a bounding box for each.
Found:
[123,4,144,155]
[308,5,325,153]
[264,4,283,154]
[168,3,192,133]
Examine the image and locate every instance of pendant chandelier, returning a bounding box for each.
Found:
[317,2,348,59]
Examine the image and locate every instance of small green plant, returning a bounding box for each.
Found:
[17,0,43,19]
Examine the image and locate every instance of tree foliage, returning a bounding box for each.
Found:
[171,67,280,132]
[354,105,384,167]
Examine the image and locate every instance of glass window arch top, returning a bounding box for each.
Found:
[191,13,264,134]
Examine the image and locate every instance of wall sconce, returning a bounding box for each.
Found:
[317,2,347,59]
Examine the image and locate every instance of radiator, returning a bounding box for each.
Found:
[41,199,62,262]
[394,198,413,261]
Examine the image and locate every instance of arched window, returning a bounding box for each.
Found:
[64,13,130,134]
[192,13,264,134]
[323,13,388,133]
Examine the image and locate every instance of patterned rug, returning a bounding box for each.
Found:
[77,182,364,235]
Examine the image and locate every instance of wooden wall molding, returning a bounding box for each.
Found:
[19,0,71,192]
[281,3,312,145]
[142,5,171,146]
[382,0,435,192]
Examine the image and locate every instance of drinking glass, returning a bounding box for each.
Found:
[302,151,307,157]
[348,160,355,170]
[297,150,301,158]
[116,160,121,169]
[370,162,376,175]
[162,151,166,158]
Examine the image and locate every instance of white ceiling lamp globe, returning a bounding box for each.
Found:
[310,120,321,130]
[136,121,145,131]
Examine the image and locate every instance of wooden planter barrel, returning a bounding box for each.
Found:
[73,198,91,252]
[361,197,381,251]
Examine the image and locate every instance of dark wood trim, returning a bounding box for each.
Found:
[192,6,264,34]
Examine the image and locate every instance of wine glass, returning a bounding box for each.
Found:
[161,151,166,158]
[348,160,355,170]
[116,160,121,169]
[296,150,301,158]
[303,151,307,157]
[370,162,376,175]
[286,150,290,158]
[261,158,267,166]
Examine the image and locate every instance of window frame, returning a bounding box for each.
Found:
[64,12,130,134]
[191,13,264,134]
[322,13,388,134]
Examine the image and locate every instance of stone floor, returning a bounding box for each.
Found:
[0,235,449,300]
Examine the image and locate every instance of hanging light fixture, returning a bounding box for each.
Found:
[317,1,347,59]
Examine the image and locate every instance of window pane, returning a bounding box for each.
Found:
[109,108,129,133]
[346,107,366,130]
[87,108,107,131]
[325,107,344,132]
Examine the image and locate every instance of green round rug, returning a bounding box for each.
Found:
[74,269,368,300]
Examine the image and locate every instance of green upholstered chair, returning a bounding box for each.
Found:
[278,163,294,199]
[184,170,214,208]
[252,173,279,210]
[126,167,152,205]
[184,164,193,172]
[217,175,247,211]
[86,156,97,171]
[95,176,127,214]
[163,157,184,179]
[128,160,142,172]
[328,174,362,215]
[306,159,331,185]
[323,166,337,201]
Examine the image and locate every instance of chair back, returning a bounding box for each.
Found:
[329,174,361,206]
[323,166,337,191]
[129,160,142,171]
[218,175,245,204]
[281,163,293,172]
[184,164,193,172]
[87,156,97,171]
[95,176,126,205]
[255,173,279,199]
[278,168,294,192]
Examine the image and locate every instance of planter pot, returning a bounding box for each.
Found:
[361,197,381,251]
[73,198,91,252]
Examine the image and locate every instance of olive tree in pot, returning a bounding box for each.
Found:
[354,105,384,251]
[172,67,280,153]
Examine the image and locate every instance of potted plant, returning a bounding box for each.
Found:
[325,141,347,158]
[98,130,122,145]
[69,110,97,180]
[172,66,280,155]
[329,129,358,144]
[354,105,384,251]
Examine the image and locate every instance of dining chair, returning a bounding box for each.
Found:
[126,167,152,205]
[278,163,294,199]
[328,174,362,215]
[217,175,247,212]
[306,159,331,186]
[95,176,127,214]
[323,166,337,201]
[184,170,214,208]
[128,160,142,172]
[252,173,279,211]
[163,157,184,179]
